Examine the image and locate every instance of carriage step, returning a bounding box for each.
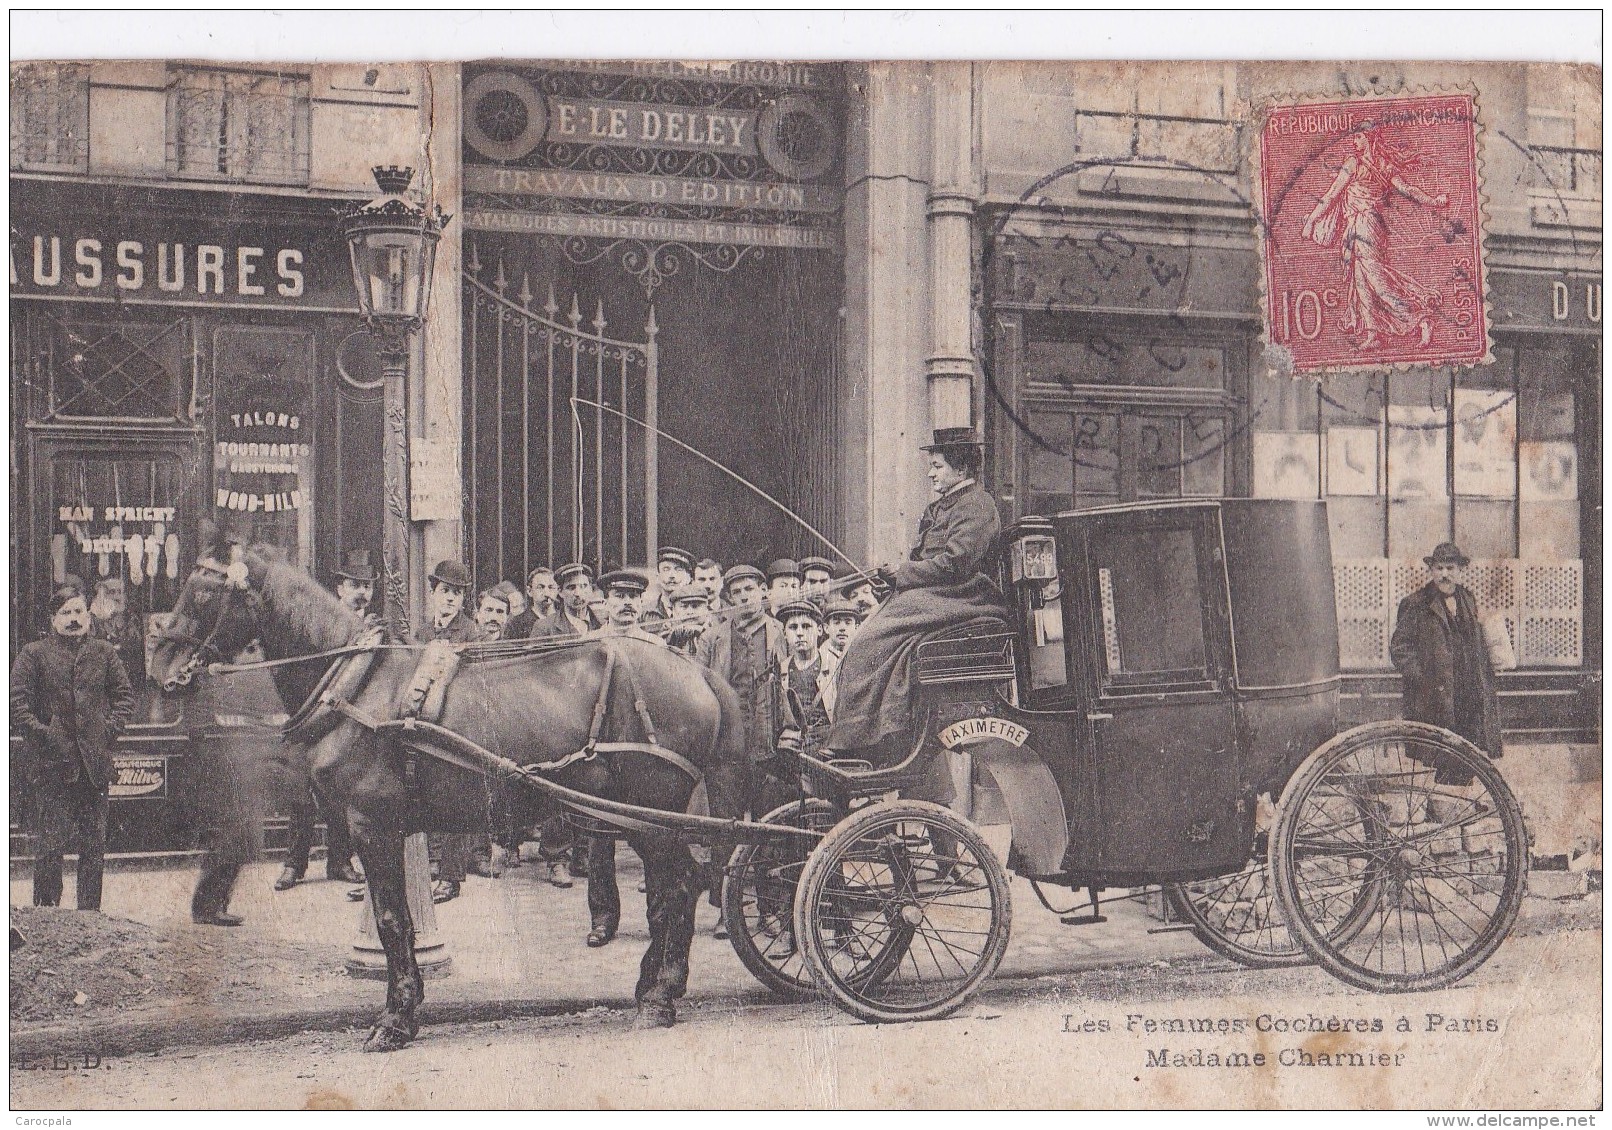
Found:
[1146,923,1200,935]
[1059,912,1108,926]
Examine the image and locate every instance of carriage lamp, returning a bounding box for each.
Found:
[1009,521,1058,584]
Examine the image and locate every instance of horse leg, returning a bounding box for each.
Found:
[630,835,700,1029]
[350,820,422,1052]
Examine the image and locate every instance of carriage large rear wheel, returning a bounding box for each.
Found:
[793,800,1011,1024]
[1271,721,1526,993]
[722,798,839,1001]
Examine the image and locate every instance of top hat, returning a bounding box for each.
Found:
[765,558,802,581]
[598,567,650,596]
[554,562,595,587]
[428,559,473,590]
[798,555,836,577]
[1424,542,1471,568]
[667,582,711,606]
[921,426,984,452]
[821,597,864,622]
[335,548,377,583]
[776,599,824,625]
[656,546,695,573]
[721,564,766,594]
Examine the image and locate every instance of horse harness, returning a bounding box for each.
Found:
[284,634,706,804]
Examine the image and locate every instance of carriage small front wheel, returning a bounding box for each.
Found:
[722,798,840,1001]
[1271,721,1527,993]
[793,799,1012,1024]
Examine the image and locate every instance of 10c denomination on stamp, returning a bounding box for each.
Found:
[1259,91,1491,373]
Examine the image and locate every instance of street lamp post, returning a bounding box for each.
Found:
[341,165,453,979]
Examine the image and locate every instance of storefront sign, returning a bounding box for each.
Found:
[549,97,756,154]
[1489,269,1602,331]
[465,208,840,250]
[549,59,829,89]
[465,165,841,213]
[110,754,168,799]
[9,210,355,310]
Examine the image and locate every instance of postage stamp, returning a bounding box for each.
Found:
[1259,91,1491,373]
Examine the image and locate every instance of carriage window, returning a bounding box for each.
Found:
[1092,527,1208,689]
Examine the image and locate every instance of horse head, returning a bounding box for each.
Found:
[148,538,280,694]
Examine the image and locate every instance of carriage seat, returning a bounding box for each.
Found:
[914,616,1015,687]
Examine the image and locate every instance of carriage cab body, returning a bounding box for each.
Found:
[914,498,1340,887]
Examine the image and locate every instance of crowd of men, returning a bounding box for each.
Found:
[278,543,885,946]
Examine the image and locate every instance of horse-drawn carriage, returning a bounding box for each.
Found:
[715,498,1527,1022]
[151,497,1526,1045]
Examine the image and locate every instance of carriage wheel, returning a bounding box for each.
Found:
[722,798,839,1001]
[1165,841,1309,968]
[1271,721,1527,993]
[793,800,1012,1024]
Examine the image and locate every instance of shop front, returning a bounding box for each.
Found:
[10,178,384,850]
[985,227,1600,742]
[458,61,848,583]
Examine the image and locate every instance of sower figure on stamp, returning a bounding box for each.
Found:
[11,579,135,912]
[1390,541,1505,786]
[823,428,1007,790]
[1302,125,1449,351]
[277,549,372,892]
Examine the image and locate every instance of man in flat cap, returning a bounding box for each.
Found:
[531,562,602,639]
[664,583,713,657]
[817,597,864,721]
[1390,542,1503,781]
[578,567,663,948]
[798,556,836,606]
[765,558,802,618]
[647,546,695,624]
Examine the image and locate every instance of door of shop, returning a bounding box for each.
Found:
[463,251,660,583]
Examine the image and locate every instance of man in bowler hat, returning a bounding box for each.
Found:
[1390,542,1503,780]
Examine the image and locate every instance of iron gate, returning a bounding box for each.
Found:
[464,246,658,583]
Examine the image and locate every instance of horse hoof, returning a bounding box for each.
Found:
[363,1021,414,1053]
[633,1003,676,1030]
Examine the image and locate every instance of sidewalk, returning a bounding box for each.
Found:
[11,843,1600,1058]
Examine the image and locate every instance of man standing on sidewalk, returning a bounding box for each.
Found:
[579,568,662,948]
[11,579,135,911]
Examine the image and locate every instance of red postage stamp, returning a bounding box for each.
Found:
[1259,91,1490,373]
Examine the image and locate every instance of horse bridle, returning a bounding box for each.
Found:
[160,567,247,691]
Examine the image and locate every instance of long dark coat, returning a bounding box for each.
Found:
[694,613,788,764]
[10,634,136,791]
[1389,581,1502,757]
[827,479,1007,752]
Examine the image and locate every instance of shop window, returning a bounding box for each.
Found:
[1251,343,1586,669]
[10,63,89,172]
[167,67,310,185]
[42,451,193,727]
[1092,526,1209,691]
[24,309,189,422]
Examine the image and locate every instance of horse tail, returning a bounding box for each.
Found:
[696,663,752,821]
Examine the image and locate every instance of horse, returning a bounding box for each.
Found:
[147,542,751,1050]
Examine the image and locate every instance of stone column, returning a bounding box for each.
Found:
[840,62,934,567]
[926,61,978,432]
[418,61,464,607]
